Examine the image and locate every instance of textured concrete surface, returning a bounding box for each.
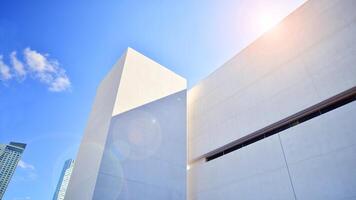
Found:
[93,91,187,200]
[66,48,187,200]
[188,0,356,199]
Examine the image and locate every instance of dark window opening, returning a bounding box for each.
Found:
[206,87,356,162]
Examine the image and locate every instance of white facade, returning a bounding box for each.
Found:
[65,48,187,200]
[93,90,187,199]
[188,0,356,199]
[67,0,356,199]
[53,159,75,200]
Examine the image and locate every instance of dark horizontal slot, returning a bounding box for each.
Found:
[297,110,321,124]
[206,87,356,162]
[223,143,243,155]
[243,133,265,146]
[206,152,224,161]
[319,93,356,114]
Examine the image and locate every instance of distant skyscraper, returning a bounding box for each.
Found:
[0,142,26,199]
[53,159,75,200]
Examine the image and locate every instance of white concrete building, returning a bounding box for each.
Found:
[188,0,356,199]
[53,159,75,200]
[65,48,187,200]
[66,0,356,199]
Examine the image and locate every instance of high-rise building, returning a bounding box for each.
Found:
[53,159,75,200]
[66,0,356,199]
[0,142,26,199]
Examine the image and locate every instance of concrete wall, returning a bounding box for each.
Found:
[188,101,356,200]
[66,48,187,200]
[65,52,127,200]
[68,0,356,199]
[280,102,356,200]
[188,0,356,199]
[112,48,186,116]
[93,91,187,200]
[188,0,356,161]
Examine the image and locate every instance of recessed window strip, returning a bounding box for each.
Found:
[206,87,356,162]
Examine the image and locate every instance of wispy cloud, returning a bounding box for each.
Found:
[49,75,71,92]
[0,47,71,92]
[10,51,26,78]
[18,160,35,170]
[16,160,38,182]
[0,55,12,81]
[24,47,71,92]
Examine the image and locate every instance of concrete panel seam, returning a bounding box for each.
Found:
[278,133,298,200]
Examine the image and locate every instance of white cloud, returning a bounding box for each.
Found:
[0,55,12,80]
[18,160,35,170]
[24,48,54,73]
[0,47,71,92]
[16,160,38,182]
[24,47,55,76]
[10,51,26,78]
[49,75,71,92]
[23,47,71,92]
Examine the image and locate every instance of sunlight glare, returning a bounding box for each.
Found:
[258,12,280,32]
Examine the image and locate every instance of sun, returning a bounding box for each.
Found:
[259,13,280,32]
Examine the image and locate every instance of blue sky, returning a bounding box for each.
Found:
[0,0,305,199]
